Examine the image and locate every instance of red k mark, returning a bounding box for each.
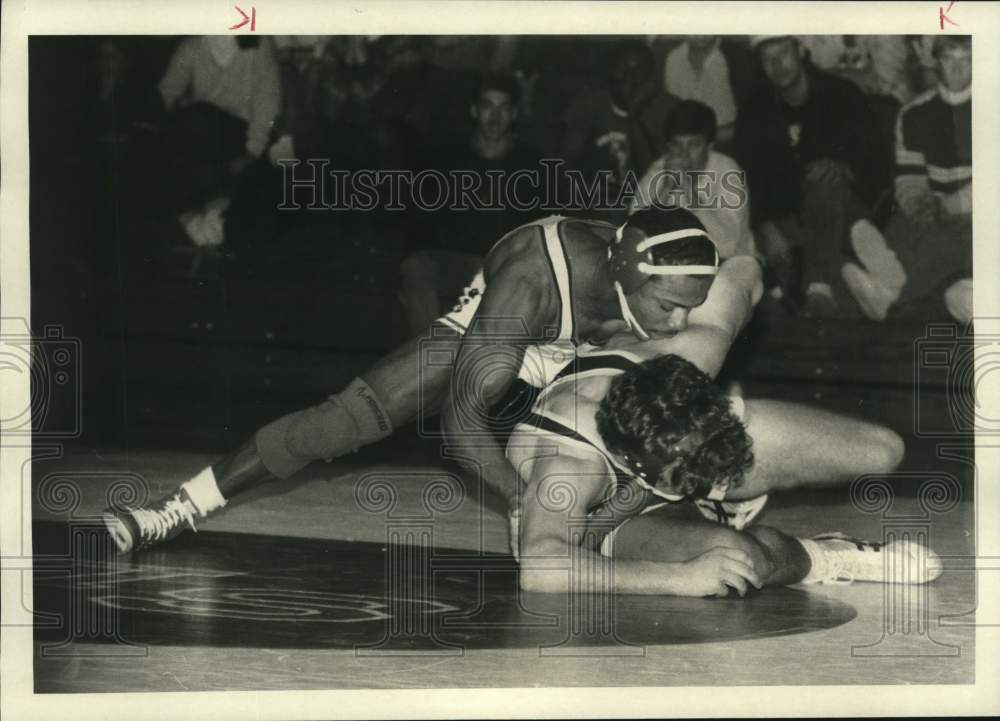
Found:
[940,0,959,30]
[229,5,256,31]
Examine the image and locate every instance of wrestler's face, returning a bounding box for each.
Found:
[627,275,712,338]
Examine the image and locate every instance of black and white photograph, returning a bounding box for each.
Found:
[2,1,999,718]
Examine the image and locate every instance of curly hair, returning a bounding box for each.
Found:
[595,354,754,498]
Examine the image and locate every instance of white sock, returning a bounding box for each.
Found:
[796,538,826,584]
[181,467,227,517]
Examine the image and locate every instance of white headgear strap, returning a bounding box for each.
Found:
[615,280,651,341]
[629,225,720,276]
[612,223,720,338]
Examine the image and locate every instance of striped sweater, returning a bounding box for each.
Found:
[895,84,971,213]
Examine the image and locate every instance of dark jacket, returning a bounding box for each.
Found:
[718,39,765,110]
[735,62,890,226]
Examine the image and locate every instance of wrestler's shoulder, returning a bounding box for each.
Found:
[561,216,618,243]
[485,216,612,277]
[484,223,548,276]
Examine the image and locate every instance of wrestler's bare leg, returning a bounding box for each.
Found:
[726,400,904,501]
[104,328,462,552]
[251,328,461,484]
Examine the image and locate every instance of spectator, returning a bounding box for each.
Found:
[630,100,753,260]
[158,35,281,247]
[563,40,677,223]
[406,37,517,147]
[735,35,891,317]
[857,36,914,103]
[663,36,762,150]
[841,36,972,322]
[799,35,914,103]
[399,73,541,334]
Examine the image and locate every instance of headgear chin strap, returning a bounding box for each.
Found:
[614,279,651,341]
[609,221,720,340]
[616,429,729,502]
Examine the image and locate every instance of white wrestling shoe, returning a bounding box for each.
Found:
[103,489,199,553]
[803,532,942,585]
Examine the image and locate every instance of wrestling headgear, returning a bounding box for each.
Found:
[609,206,719,339]
[618,427,710,500]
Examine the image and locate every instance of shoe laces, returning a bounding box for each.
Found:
[129,494,197,542]
[821,549,858,585]
[813,533,883,585]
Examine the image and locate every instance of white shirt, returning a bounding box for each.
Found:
[630,150,754,260]
[664,41,737,128]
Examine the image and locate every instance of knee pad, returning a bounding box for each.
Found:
[330,377,394,446]
[254,378,394,479]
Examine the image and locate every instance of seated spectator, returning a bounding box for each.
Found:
[630,100,753,260]
[856,35,915,104]
[799,35,914,103]
[407,37,517,147]
[562,40,677,223]
[663,36,762,151]
[735,35,891,317]
[841,36,972,322]
[158,35,281,247]
[399,73,541,335]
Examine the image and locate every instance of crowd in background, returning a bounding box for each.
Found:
[93,34,973,331]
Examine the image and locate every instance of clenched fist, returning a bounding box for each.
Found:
[674,546,763,598]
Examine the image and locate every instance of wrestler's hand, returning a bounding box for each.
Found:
[675,546,762,598]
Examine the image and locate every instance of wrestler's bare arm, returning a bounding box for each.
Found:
[517,450,760,596]
[686,255,764,341]
[441,237,560,509]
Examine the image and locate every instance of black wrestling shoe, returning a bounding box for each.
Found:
[103,489,199,553]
